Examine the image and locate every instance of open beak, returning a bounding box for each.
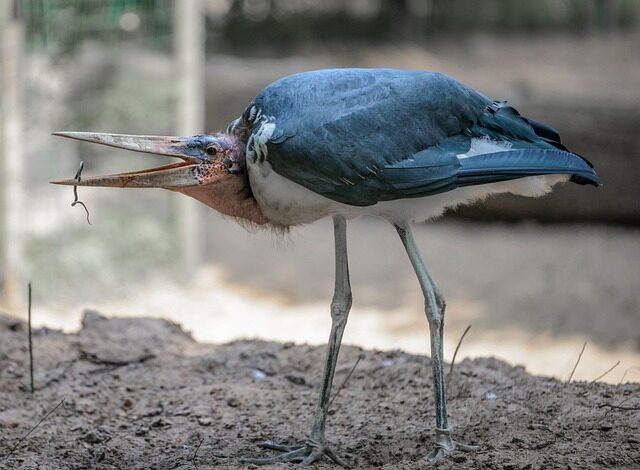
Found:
[51,132,204,189]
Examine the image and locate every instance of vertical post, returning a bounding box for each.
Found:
[595,0,615,32]
[174,0,205,275]
[1,0,25,308]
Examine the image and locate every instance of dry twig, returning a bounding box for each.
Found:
[567,341,587,383]
[3,398,65,461]
[79,350,155,374]
[447,324,472,390]
[71,161,92,225]
[190,437,203,470]
[27,282,34,394]
[619,367,640,385]
[598,398,640,411]
[329,354,364,410]
[589,360,621,384]
[598,403,640,411]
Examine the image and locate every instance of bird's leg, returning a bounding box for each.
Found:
[242,215,352,468]
[395,224,478,464]
[310,216,352,441]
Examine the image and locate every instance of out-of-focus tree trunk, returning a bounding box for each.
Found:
[390,0,416,42]
[174,0,205,276]
[0,0,25,309]
[595,0,615,32]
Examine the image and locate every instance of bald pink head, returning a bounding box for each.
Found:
[52,131,269,225]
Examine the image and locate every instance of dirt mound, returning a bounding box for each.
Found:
[1,312,638,469]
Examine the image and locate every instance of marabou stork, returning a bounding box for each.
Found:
[53,68,599,466]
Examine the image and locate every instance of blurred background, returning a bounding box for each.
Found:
[1,0,638,383]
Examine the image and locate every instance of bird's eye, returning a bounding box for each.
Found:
[205,144,220,156]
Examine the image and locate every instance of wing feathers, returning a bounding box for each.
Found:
[236,69,599,206]
[374,147,599,203]
[456,149,599,187]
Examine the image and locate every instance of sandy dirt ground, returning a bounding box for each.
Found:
[1,312,638,469]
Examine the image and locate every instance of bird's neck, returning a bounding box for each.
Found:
[177,175,270,226]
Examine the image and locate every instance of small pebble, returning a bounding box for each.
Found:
[285,374,306,385]
[151,418,172,428]
[122,398,134,410]
[484,391,497,400]
[250,369,267,380]
[599,422,613,431]
[81,430,102,444]
[173,405,191,416]
[197,417,213,426]
[381,359,394,368]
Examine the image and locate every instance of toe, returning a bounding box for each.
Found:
[456,441,480,452]
[325,447,351,468]
[301,449,322,465]
[241,447,307,465]
[426,447,446,465]
[259,441,297,452]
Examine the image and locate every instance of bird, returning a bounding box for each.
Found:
[53,68,599,467]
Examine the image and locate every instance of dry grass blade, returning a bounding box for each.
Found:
[3,398,65,461]
[190,437,203,470]
[598,403,640,411]
[329,354,363,410]
[589,360,621,384]
[619,367,640,385]
[567,341,587,383]
[28,282,34,394]
[447,324,472,390]
[71,161,92,225]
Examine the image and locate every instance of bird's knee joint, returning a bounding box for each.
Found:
[428,317,443,330]
[424,306,444,325]
[424,301,443,320]
[331,294,352,320]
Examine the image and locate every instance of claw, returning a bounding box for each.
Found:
[325,446,351,468]
[241,446,307,465]
[426,427,479,464]
[241,439,350,468]
[301,449,323,465]
[259,440,297,452]
[455,442,481,453]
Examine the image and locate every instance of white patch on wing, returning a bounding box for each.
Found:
[246,118,276,164]
[458,137,512,159]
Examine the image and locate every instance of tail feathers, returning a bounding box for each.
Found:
[457,149,600,187]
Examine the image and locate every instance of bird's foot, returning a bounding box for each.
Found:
[241,438,350,468]
[426,427,479,465]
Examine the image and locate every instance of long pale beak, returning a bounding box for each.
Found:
[51,132,204,189]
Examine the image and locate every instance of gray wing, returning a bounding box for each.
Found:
[232,69,596,206]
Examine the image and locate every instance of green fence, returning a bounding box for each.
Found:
[19,0,640,56]
[21,0,172,54]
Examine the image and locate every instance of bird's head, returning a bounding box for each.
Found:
[52,132,269,225]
